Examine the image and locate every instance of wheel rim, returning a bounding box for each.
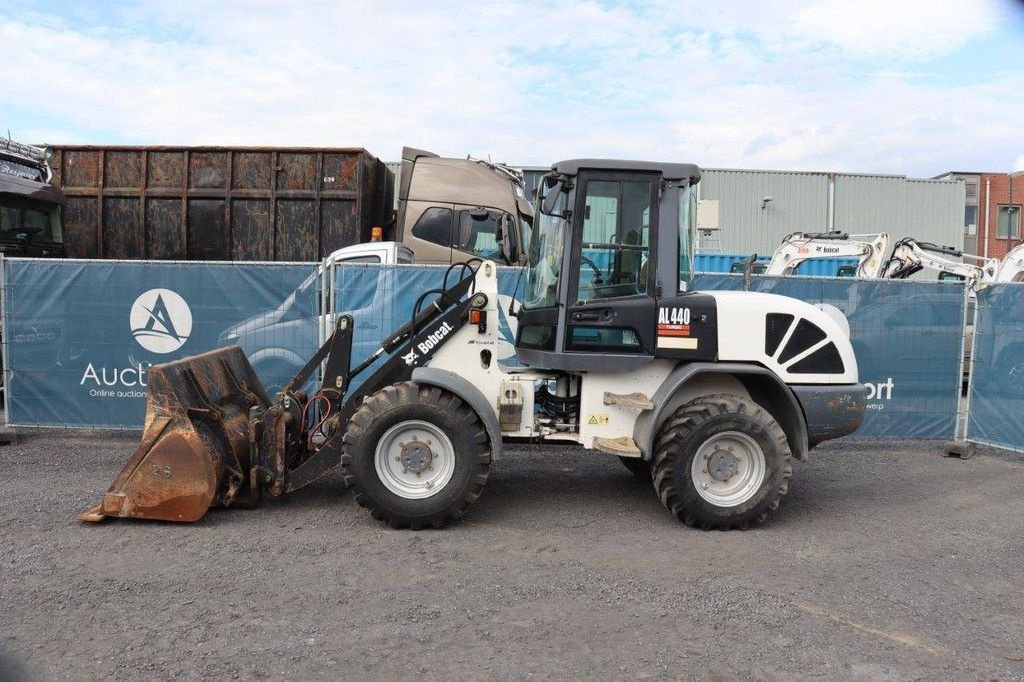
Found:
[690,431,766,508]
[374,420,456,499]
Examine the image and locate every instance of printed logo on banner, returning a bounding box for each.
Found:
[130,289,193,354]
[864,377,895,410]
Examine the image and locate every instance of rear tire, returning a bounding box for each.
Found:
[652,394,792,530]
[341,381,491,529]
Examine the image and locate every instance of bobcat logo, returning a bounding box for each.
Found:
[130,289,192,354]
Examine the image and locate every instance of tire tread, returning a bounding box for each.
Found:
[651,394,792,530]
[341,381,491,529]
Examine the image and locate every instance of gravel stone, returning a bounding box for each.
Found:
[2,431,1023,679]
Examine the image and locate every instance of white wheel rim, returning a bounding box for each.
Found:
[690,431,766,508]
[374,420,455,499]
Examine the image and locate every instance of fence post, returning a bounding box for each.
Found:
[318,255,328,349]
[946,282,980,458]
[0,254,16,442]
[0,252,6,424]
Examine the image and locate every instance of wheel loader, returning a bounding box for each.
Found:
[82,159,867,530]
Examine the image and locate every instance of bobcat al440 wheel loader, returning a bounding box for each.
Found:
[82,160,867,530]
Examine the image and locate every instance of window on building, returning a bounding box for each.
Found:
[965,180,979,202]
[964,205,978,236]
[997,206,1021,240]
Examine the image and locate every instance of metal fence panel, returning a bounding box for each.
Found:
[2,259,966,441]
[328,264,525,393]
[3,258,316,427]
[693,273,965,439]
[966,284,1024,451]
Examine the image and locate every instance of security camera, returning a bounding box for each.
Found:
[761,196,773,209]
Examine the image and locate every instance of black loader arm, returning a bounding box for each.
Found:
[275,270,481,493]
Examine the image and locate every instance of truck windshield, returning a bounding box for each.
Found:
[0,199,63,243]
[524,188,567,309]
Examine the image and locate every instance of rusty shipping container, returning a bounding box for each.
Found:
[50,146,394,261]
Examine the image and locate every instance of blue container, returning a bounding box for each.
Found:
[694,253,857,277]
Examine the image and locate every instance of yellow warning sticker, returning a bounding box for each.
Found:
[587,413,610,426]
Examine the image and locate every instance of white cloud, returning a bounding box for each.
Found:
[792,0,999,59]
[0,1,1020,176]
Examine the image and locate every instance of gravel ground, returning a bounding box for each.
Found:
[2,431,1024,680]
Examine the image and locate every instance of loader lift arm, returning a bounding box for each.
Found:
[276,277,482,493]
[883,238,999,286]
[764,231,889,278]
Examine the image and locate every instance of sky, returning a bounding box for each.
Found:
[2,0,1024,176]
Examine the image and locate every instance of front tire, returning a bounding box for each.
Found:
[341,382,491,529]
[652,394,792,530]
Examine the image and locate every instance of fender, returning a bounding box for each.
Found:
[248,347,307,369]
[634,362,810,462]
[412,367,504,461]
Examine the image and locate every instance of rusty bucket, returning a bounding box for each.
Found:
[80,347,271,523]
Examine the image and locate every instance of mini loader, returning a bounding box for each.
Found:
[82,160,866,530]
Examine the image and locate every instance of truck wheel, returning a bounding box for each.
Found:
[618,456,651,479]
[651,394,792,530]
[341,381,491,529]
[253,358,301,399]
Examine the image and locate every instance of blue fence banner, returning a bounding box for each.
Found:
[967,284,1024,450]
[693,274,966,439]
[328,264,526,393]
[3,259,316,428]
[4,259,967,441]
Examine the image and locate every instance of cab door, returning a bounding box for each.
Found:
[565,172,658,356]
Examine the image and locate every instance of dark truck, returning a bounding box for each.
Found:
[395,146,532,265]
[0,138,65,257]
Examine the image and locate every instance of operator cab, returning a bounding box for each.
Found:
[516,160,714,372]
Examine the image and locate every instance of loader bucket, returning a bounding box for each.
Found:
[80,346,271,523]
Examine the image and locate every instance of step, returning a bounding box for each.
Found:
[602,391,654,410]
[592,436,642,457]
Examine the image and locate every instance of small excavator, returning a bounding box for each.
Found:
[996,242,1024,283]
[765,231,889,278]
[82,159,866,530]
[883,238,1000,287]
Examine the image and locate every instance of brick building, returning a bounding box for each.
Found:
[936,171,1024,258]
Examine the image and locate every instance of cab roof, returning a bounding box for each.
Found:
[552,159,700,182]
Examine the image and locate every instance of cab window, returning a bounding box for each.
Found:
[577,179,653,301]
[410,207,453,247]
[455,207,503,259]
